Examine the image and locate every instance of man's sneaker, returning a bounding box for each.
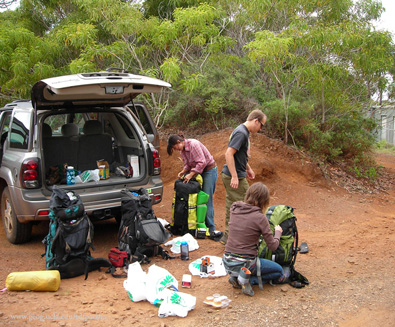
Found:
[228,276,242,289]
[209,230,223,242]
[219,233,228,245]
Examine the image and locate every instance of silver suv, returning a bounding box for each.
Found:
[0,72,170,244]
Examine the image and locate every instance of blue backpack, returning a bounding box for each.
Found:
[43,186,110,279]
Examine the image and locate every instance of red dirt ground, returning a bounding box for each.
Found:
[1,130,394,327]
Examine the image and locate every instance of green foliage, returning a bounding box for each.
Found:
[0,0,393,176]
[262,98,377,165]
[164,55,264,130]
[161,57,181,83]
[350,151,383,182]
[374,140,395,153]
[351,165,380,181]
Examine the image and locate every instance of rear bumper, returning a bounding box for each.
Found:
[9,179,163,223]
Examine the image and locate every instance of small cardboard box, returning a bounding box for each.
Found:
[181,274,191,288]
[127,155,139,177]
[96,160,109,179]
[195,228,206,239]
[207,263,215,275]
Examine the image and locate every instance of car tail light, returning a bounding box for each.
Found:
[21,159,40,188]
[38,210,50,216]
[152,149,161,175]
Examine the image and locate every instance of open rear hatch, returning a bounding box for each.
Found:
[31,72,171,109]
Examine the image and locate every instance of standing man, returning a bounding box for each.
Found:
[220,109,266,244]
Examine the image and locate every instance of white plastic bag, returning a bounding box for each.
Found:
[145,265,178,305]
[123,262,147,302]
[164,233,199,254]
[75,169,100,183]
[157,217,170,228]
[157,288,196,318]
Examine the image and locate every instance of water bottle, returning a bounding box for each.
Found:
[66,166,75,185]
[180,241,189,261]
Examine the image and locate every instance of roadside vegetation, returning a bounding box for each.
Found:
[0,0,394,181]
[374,140,395,154]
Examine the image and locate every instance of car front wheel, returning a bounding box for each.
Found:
[1,187,32,244]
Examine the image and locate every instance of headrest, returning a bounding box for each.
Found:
[61,123,79,137]
[42,123,52,138]
[83,120,103,135]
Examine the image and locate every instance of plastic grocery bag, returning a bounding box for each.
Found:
[188,256,227,278]
[6,270,60,291]
[157,288,196,318]
[75,169,100,183]
[145,265,178,305]
[164,233,199,254]
[123,262,147,302]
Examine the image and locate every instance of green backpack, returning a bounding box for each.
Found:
[258,205,298,267]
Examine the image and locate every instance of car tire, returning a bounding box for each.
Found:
[1,187,32,244]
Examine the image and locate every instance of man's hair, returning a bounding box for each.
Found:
[247,109,266,123]
[244,182,270,211]
[167,134,185,155]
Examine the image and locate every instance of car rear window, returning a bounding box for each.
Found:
[10,111,31,150]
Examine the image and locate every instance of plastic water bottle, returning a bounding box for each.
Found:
[66,166,75,185]
[180,241,189,261]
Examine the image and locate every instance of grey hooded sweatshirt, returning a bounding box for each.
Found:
[225,201,282,256]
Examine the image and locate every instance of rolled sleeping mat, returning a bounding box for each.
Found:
[196,191,209,205]
[6,270,61,292]
[196,204,207,223]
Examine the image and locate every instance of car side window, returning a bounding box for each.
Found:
[0,112,11,166]
[136,106,153,134]
[0,112,11,140]
[128,105,154,134]
[115,114,136,140]
[10,111,31,149]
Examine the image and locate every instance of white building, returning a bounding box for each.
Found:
[369,105,395,145]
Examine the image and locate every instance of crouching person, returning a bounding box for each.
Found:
[222,182,285,296]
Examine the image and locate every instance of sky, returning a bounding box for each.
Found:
[375,0,395,36]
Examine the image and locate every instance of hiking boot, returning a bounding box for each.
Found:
[219,233,228,245]
[241,282,255,296]
[209,230,223,242]
[228,276,242,289]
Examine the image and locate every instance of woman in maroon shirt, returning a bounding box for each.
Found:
[167,134,222,240]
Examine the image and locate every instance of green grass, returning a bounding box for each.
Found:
[373,140,395,154]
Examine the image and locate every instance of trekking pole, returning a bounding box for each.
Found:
[292,228,298,267]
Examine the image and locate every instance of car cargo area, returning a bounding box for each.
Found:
[41,109,147,186]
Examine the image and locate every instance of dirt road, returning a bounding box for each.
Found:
[0,131,394,327]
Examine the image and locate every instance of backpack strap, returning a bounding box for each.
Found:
[130,248,151,264]
[106,266,128,278]
[158,246,176,260]
[290,228,299,267]
[256,258,263,290]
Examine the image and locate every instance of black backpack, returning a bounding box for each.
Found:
[43,187,110,279]
[170,175,202,235]
[118,188,171,263]
[258,205,309,287]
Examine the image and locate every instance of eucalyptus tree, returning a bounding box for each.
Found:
[71,1,232,127]
[245,0,393,149]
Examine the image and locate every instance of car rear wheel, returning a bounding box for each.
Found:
[1,187,32,244]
